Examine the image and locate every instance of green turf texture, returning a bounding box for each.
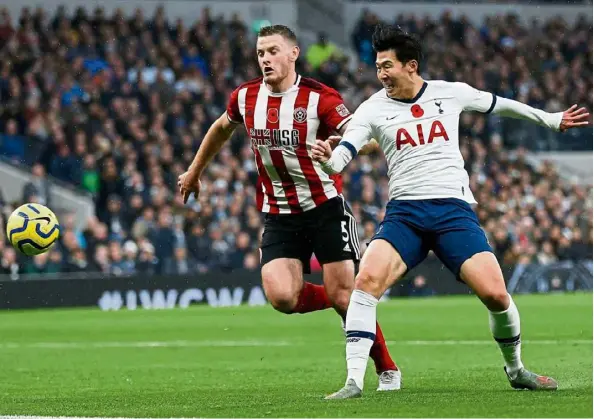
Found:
[0,293,591,418]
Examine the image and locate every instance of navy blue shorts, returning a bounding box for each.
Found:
[372,198,492,278]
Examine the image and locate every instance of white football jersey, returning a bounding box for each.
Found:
[343,80,496,204]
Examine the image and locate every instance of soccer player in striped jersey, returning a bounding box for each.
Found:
[178,25,401,390]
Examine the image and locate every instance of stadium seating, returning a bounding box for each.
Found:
[0,6,591,276]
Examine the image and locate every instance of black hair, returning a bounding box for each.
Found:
[258,25,298,44]
[372,24,423,73]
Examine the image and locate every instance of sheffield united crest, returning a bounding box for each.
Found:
[293,107,307,123]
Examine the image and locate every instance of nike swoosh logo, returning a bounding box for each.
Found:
[386,115,399,120]
[31,217,51,223]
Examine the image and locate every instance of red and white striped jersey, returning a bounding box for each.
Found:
[227,75,352,214]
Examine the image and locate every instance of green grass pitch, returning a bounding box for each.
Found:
[0,293,591,418]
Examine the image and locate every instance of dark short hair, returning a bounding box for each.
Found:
[257,25,298,44]
[372,24,423,73]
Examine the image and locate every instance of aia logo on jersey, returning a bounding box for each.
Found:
[293,107,307,123]
[395,120,450,150]
[267,108,279,124]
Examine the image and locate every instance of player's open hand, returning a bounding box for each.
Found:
[178,171,201,204]
[311,139,332,163]
[560,105,590,132]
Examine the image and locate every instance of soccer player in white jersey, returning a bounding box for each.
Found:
[311,24,590,399]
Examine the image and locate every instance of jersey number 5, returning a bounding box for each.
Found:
[341,221,349,243]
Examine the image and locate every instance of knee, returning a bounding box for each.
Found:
[262,276,299,313]
[265,288,299,314]
[480,289,510,312]
[354,269,384,298]
[328,287,351,312]
[261,262,301,314]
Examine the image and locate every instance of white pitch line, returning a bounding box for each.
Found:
[0,339,590,350]
[0,340,293,349]
[387,339,593,345]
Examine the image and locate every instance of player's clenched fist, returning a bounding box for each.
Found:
[311,139,332,163]
[178,171,202,204]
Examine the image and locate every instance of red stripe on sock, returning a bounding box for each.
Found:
[370,322,398,374]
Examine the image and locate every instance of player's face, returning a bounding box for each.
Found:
[256,35,299,85]
[376,50,417,95]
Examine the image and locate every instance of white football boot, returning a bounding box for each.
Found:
[377,369,401,391]
[325,379,362,400]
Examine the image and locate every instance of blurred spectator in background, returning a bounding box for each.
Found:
[351,9,380,67]
[22,163,51,206]
[165,246,196,275]
[0,247,21,277]
[306,32,340,70]
[24,251,63,275]
[405,275,437,297]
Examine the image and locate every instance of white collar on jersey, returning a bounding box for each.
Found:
[263,74,302,96]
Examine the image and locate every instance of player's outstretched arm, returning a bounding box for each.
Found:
[492,99,590,132]
[178,112,238,203]
[458,82,590,132]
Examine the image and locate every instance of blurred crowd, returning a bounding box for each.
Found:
[0,6,591,278]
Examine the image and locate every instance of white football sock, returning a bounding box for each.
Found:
[489,294,524,378]
[345,289,378,390]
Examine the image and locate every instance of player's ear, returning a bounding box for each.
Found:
[406,60,418,74]
[290,45,300,62]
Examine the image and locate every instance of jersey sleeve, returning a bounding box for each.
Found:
[340,103,374,157]
[318,88,353,132]
[320,102,374,175]
[455,82,497,114]
[226,87,243,124]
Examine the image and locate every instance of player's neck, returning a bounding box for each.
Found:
[390,77,425,100]
[266,71,298,94]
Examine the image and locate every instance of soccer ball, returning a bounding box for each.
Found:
[6,203,60,256]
